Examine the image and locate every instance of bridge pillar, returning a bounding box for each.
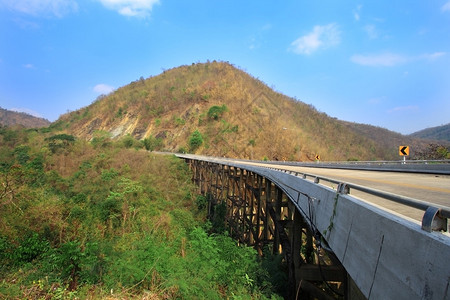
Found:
[184,158,355,300]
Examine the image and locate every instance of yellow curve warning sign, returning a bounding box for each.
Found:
[399,146,409,156]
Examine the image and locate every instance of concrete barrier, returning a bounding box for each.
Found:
[239,162,450,300]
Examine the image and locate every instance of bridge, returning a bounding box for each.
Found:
[175,154,450,299]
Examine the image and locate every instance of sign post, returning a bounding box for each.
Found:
[399,146,409,164]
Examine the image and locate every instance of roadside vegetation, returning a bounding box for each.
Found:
[0,125,282,299]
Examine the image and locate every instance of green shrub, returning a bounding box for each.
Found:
[99,193,122,224]
[69,206,86,221]
[45,134,75,153]
[14,233,50,264]
[13,145,30,165]
[207,104,227,120]
[188,130,203,152]
[121,135,135,148]
[91,131,112,148]
[174,116,185,126]
[142,135,163,151]
[0,236,14,269]
[101,168,119,181]
[72,193,87,204]
[43,241,103,287]
[195,195,208,210]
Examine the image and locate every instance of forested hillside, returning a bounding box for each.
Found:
[342,121,450,159]
[410,123,450,142]
[0,126,282,299]
[54,61,437,161]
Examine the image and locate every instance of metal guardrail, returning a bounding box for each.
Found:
[246,159,450,175]
[299,159,450,165]
[232,158,450,165]
[268,166,450,233]
[172,153,449,232]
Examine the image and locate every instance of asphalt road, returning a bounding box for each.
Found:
[236,161,450,222]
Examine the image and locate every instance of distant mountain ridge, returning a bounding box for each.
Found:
[409,123,450,142]
[0,107,50,128]
[54,61,447,161]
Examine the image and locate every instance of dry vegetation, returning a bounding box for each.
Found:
[55,61,445,161]
[410,123,450,142]
[0,108,50,128]
[0,127,281,299]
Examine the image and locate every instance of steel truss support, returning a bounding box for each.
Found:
[184,159,355,299]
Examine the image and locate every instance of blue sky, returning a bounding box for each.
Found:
[1,0,449,134]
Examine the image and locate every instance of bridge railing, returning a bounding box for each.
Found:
[268,166,450,233]
[237,158,450,175]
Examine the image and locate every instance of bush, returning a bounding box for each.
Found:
[207,105,227,120]
[0,236,14,269]
[14,233,50,264]
[43,241,103,288]
[188,130,203,152]
[13,145,30,165]
[121,135,136,149]
[91,131,112,148]
[99,193,122,224]
[195,195,208,210]
[45,134,75,153]
[142,135,163,151]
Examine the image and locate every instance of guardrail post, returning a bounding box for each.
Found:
[422,207,448,232]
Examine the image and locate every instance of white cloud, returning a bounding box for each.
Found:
[23,63,34,69]
[421,52,446,61]
[262,23,272,31]
[367,97,385,105]
[0,0,78,17]
[353,5,362,21]
[93,83,115,94]
[9,107,44,118]
[351,53,408,67]
[290,23,341,55]
[364,24,378,39]
[387,106,419,114]
[249,23,272,50]
[442,1,450,12]
[351,51,446,67]
[97,0,159,17]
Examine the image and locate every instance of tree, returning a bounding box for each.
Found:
[45,134,75,153]
[189,130,203,152]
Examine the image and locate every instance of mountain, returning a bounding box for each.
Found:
[341,121,450,160]
[409,123,450,142]
[54,61,443,161]
[0,107,50,128]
